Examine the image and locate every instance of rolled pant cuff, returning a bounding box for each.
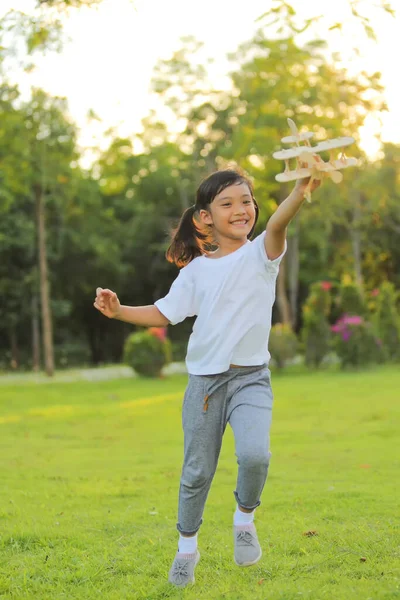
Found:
[234,491,261,511]
[177,520,202,536]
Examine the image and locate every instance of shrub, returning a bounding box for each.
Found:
[339,282,368,317]
[171,339,187,362]
[269,323,298,369]
[331,315,383,368]
[374,282,400,361]
[123,327,172,377]
[302,281,332,368]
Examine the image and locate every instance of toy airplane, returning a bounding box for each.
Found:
[273,118,358,202]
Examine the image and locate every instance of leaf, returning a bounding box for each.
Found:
[382,3,395,17]
[329,23,343,32]
[364,24,377,41]
[303,530,318,537]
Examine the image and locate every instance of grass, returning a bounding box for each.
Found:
[0,365,399,599]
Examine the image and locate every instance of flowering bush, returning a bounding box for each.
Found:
[331,315,383,368]
[373,282,400,361]
[269,323,298,369]
[123,327,172,377]
[301,281,332,368]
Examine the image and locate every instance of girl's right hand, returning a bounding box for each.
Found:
[94,287,121,319]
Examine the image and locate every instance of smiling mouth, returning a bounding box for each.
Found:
[230,220,249,226]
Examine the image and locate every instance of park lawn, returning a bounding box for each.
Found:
[0,366,399,600]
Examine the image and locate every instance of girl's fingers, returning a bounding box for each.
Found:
[96,288,114,298]
[93,302,104,311]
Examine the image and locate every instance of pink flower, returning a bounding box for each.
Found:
[331,314,364,342]
[343,316,363,326]
[148,327,167,342]
[321,281,332,291]
[371,289,380,297]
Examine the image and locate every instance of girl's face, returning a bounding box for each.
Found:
[199,182,256,243]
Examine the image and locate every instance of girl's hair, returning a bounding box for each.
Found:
[166,169,259,267]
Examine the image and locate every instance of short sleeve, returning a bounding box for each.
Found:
[154,269,196,325]
[251,231,287,275]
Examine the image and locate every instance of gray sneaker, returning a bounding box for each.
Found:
[234,523,262,566]
[168,551,200,587]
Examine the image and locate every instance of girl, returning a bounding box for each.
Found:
[94,169,319,588]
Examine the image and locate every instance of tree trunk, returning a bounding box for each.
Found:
[35,185,54,376]
[9,326,18,370]
[276,256,291,325]
[287,218,300,329]
[31,295,41,372]
[351,192,363,287]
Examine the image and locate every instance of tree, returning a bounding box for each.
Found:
[226,32,384,326]
[0,89,79,374]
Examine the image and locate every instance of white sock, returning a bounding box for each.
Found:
[178,533,198,554]
[234,505,255,526]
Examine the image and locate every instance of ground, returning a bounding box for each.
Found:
[0,365,399,599]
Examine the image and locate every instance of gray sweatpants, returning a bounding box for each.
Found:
[177,364,273,535]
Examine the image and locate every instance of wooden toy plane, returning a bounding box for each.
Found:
[273,118,358,202]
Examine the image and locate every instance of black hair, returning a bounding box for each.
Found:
[166,169,259,267]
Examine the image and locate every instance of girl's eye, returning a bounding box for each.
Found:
[243,200,252,204]
[222,203,231,207]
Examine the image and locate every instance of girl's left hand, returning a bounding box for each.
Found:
[295,177,322,194]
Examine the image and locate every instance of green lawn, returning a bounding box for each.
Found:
[0,366,399,599]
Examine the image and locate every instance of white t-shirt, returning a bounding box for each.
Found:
[155,231,286,375]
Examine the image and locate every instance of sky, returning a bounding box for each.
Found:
[2,0,399,164]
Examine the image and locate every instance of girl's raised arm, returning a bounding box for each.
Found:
[265,179,320,260]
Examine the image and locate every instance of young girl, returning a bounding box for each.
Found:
[94,169,319,588]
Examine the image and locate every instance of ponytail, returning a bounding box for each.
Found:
[166,168,258,267]
[166,205,213,268]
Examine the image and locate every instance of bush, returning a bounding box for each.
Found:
[339,282,368,317]
[374,282,400,362]
[55,342,91,369]
[302,281,332,368]
[331,315,383,368]
[123,327,172,377]
[269,323,298,369]
[171,339,187,362]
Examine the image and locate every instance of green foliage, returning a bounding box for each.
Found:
[302,281,332,368]
[333,282,383,368]
[123,328,172,378]
[54,341,92,369]
[0,10,63,60]
[374,282,400,361]
[269,323,298,368]
[339,281,368,317]
[36,0,102,7]
[0,7,400,374]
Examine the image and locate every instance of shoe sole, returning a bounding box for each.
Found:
[234,548,262,567]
